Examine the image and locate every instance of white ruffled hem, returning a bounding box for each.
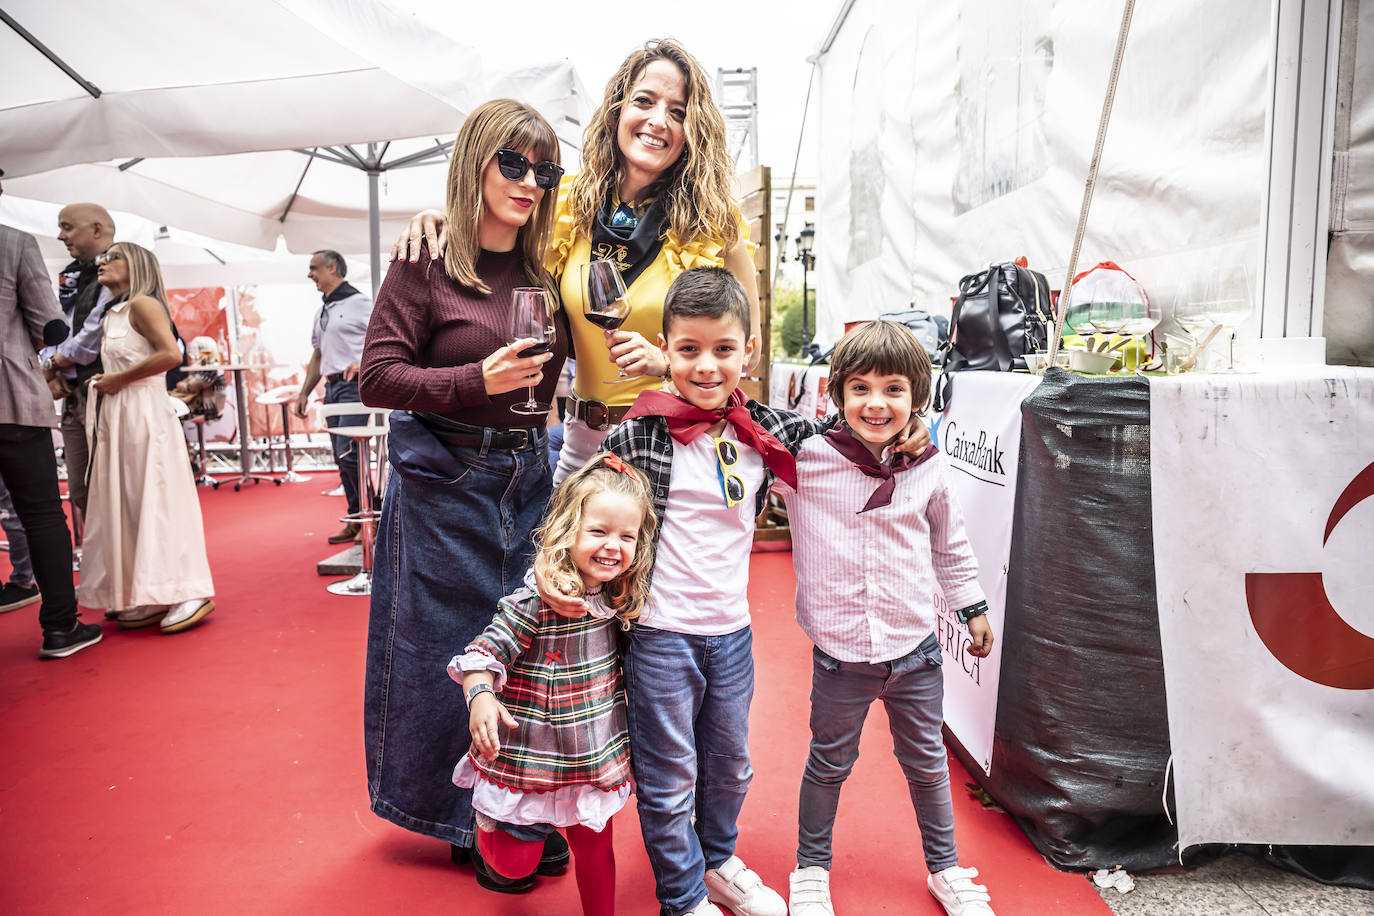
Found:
[453,755,632,833]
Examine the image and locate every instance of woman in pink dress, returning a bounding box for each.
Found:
[78,242,215,634]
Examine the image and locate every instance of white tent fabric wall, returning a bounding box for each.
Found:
[812,0,1270,347]
[1325,0,1374,365]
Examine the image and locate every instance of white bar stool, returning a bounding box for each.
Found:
[255,385,313,483]
[322,407,390,597]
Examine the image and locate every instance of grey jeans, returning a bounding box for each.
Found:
[0,471,34,586]
[60,386,90,516]
[796,633,958,873]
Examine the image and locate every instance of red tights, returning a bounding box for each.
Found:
[477,820,615,916]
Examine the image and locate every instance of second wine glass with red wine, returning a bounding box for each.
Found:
[582,259,635,383]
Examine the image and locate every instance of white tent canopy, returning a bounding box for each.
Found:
[0,0,588,265]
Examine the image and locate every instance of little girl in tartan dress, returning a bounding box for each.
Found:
[449,454,658,915]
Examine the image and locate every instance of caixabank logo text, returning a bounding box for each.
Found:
[1246,461,1374,690]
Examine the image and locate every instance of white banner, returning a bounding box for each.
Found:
[930,372,1043,774]
[770,363,1041,774]
[1150,367,1374,848]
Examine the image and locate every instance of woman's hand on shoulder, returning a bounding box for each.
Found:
[390,209,447,263]
[482,341,553,397]
[532,563,589,619]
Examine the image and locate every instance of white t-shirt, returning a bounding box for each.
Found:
[642,425,765,635]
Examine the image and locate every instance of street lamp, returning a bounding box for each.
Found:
[795,223,816,352]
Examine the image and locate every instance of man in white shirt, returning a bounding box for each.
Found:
[295,250,373,543]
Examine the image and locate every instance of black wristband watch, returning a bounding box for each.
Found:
[955,601,989,625]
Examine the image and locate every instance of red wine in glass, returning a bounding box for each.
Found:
[582,260,635,383]
[507,287,555,416]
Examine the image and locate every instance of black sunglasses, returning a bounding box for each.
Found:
[494,148,563,191]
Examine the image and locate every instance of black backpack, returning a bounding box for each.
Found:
[933,261,1052,411]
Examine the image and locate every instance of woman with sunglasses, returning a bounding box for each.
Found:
[78,243,216,633]
[357,98,572,893]
[394,39,759,484]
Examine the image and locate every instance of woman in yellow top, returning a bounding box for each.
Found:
[393,39,759,482]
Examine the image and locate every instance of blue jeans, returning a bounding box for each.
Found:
[0,471,34,586]
[364,420,551,846]
[797,634,958,873]
[624,625,756,916]
[323,377,366,515]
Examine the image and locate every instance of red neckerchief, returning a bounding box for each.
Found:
[624,388,798,489]
[823,423,937,513]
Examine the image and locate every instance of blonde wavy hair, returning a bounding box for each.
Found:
[109,242,173,321]
[532,455,658,628]
[568,39,740,251]
[442,98,561,299]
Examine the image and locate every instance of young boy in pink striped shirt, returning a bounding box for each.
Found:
[773,320,997,916]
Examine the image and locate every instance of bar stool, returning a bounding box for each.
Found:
[169,395,217,489]
[321,407,390,597]
[255,385,313,483]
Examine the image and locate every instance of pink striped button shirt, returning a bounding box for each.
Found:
[777,435,986,664]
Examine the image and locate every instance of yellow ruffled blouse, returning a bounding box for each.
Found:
[546,175,749,407]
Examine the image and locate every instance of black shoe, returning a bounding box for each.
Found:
[39,621,103,659]
[536,829,570,876]
[449,843,471,867]
[0,582,41,614]
[468,840,536,894]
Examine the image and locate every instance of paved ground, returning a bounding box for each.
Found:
[1094,852,1372,915]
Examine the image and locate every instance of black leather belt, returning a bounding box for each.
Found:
[411,412,543,451]
[325,372,345,383]
[568,394,631,432]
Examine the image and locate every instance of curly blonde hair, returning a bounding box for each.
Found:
[442,98,561,299]
[532,455,658,628]
[568,39,740,252]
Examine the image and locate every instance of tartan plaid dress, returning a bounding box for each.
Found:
[462,584,632,794]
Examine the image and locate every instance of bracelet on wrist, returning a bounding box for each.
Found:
[465,682,496,706]
[955,601,989,625]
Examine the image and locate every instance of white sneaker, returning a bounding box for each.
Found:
[787,866,833,916]
[705,855,786,916]
[928,865,995,916]
[116,605,168,629]
[161,598,215,634]
[684,899,724,916]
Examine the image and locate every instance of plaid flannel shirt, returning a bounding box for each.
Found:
[601,398,832,543]
[463,584,632,794]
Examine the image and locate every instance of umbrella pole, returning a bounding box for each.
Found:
[368,167,381,301]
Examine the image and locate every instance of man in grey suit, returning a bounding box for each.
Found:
[0,169,101,658]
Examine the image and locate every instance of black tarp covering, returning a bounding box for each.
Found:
[960,368,1178,870]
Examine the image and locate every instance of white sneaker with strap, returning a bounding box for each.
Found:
[787,866,834,916]
[928,865,995,916]
[704,855,786,916]
[684,899,724,916]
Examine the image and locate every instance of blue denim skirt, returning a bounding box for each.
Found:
[363,420,551,846]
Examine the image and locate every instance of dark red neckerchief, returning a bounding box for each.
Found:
[823,424,937,513]
[624,388,798,489]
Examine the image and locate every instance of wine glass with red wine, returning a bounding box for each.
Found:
[507,287,555,416]
[582,259,635,383]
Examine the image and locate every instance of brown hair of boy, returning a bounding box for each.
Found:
[826,320,933,414]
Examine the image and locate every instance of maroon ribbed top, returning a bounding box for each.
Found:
[360,246,569,428]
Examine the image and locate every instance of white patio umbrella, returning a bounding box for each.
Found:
[0,0,588,294]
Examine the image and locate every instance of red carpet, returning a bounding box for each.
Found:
[0,480,1109,915]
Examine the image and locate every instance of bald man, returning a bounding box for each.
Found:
[42,203,116,522]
